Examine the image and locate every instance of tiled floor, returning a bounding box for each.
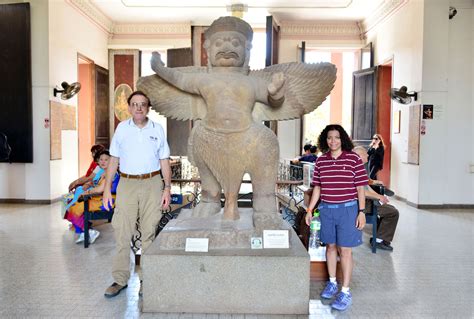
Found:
[0,199,472,318]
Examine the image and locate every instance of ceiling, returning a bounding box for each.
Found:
[90,0,387,27]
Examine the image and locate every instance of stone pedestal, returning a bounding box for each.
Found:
[142,209,310,315]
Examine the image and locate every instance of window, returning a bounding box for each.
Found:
[303,49,358,148]
[140,50,168,132]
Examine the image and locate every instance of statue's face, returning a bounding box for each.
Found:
[207,31,248,67]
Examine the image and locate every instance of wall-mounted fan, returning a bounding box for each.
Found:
[53,81,81,100]
[390,86,418,105]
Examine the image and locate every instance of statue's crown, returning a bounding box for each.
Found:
[205,16,253,42]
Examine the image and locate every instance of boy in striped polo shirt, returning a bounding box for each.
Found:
[305,124,368,311]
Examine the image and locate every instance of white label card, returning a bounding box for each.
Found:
[263,230,289,249]
[185,238,209,252]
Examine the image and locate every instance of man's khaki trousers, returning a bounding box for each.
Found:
[111,174,163,286]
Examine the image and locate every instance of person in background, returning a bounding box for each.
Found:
[367,133,385,180]
[102,91,171,298]
[64,150,119,244]
[353,146,399,251]
[305,124,368,311]
[292,144,317,164]
[68,144,105,192]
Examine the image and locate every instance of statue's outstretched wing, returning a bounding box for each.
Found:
[250,62,337,121]
[136,66,207,121]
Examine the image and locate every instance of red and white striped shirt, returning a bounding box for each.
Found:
[311,150,368,203]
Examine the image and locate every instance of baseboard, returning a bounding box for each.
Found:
[394,195,474,209]
[416,204,474,209]
[0,197,62,204]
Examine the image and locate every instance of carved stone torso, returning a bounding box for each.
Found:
[200,72,255,133]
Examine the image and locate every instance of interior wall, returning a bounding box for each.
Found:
[48,0,109,199]
[0,0,50,201]
[419,0,473,205]
[366,0,424,204]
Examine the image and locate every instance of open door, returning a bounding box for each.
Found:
[94,65,109,147]
[351,65,392,186]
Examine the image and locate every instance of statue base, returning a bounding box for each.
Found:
[157,208,287,250]
[142,209,310,315]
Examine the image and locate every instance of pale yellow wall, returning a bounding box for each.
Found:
[0,0,50,200]
[48,0,109,199]
[366,0,425,204]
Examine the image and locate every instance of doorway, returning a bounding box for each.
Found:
[351,61,393,187]
[77,54,94,176]
[376,62,392,187]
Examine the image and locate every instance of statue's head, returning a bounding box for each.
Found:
[204,16,253,69]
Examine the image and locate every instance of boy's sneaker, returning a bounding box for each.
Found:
[331,291,352,311]
[75,232,85,244]
[320,281,338,299]
[89,229,100,244]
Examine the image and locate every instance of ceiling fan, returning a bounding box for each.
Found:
[390,86,417,105]
[53,81,81,100]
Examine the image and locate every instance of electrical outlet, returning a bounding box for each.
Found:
[470,164,474,173]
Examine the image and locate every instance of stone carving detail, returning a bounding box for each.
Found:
[138,16,336,231]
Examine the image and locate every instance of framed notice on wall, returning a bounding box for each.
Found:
[407,105,421,165]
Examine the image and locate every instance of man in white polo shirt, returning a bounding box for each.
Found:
[102,91,171,298]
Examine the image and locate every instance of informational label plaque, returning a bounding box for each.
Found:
[185,238,209,252]
[250,237,263,249]
[263,230,289,249]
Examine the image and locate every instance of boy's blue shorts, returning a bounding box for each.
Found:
[319,200,362,247]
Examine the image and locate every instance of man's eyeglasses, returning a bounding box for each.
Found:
[130,101,149,109]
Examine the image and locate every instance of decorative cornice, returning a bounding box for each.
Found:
[112,23,191,36]
[66,0,113,34]
[67,0,191,38]
[280,21,362,40]
[68,0,409,41]
[361,0,409,35]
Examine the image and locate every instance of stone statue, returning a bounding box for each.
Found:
[137,16,336,230]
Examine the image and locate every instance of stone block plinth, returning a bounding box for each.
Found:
[142,216,310,315]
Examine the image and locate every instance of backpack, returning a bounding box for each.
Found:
[0,132,12,161]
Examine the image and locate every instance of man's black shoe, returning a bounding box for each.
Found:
[384,188,395,197]
[377,241,394,251]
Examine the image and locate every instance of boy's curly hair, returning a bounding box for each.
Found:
[317,124,354,153]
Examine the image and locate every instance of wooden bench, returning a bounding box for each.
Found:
[82,194,114,248]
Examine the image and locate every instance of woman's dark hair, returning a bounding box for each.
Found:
[373,133,385,148]
[94,149,110,162]
[90,144,105,155]
[317,124,354,153]
[127,90,151,106]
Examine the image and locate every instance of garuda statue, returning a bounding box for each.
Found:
[137,16,336,229]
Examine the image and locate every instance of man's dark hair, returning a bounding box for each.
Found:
[310,145,317,153]
[94,149,111,162]
[303,144,312,152]
[127,90,151,106]
[317,124,354,153]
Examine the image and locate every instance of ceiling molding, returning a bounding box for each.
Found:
[68,0,191,38]
[361,0,409,35]
[68,0,408,41]
[112,24,191,37]
[67,0,113,34]
[280,21,362,40]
